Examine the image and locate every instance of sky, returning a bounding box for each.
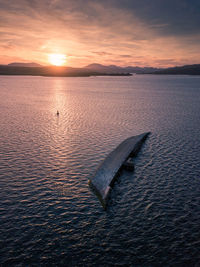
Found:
[0,0,200,67]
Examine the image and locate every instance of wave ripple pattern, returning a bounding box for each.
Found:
[0,75,200,266]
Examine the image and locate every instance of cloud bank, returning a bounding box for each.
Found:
[0,0,200,67]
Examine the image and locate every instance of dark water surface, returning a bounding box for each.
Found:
[0,75,200,266]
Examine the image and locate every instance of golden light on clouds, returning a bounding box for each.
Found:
[48,54,67,66]
[0,0,200,67]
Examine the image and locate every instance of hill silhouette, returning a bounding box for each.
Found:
[8,62,43,67]
[85,63,159,74]
[0,65,131,77]
[0,62,199,76]
[149,64,200,75]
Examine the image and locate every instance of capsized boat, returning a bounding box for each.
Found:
[89,132,150,208]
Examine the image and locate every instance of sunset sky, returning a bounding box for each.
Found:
[0,0,200,67]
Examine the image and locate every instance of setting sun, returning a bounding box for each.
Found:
[48,54,67,66]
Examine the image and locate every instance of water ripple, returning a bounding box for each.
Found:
[0,75,200,266]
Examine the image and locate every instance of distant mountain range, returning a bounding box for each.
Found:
[0,65,131,77]
[84,63,160,74]
[84,63,200,75]
[4,62,160,73]
[0,62,199,76]
[149,64,200,75]
[7,62,43,68]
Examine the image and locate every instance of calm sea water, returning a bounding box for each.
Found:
[0,75,200,266]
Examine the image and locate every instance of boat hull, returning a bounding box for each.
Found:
[89,132,150,208]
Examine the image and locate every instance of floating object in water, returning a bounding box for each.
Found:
[57,110,59,116]
[89,132,150,208]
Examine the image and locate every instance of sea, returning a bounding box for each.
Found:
[0,75,200,266]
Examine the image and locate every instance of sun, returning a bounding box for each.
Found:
[48,53,67,66]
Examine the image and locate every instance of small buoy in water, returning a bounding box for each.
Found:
[57,110,59,116]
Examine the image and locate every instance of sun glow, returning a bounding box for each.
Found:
[48,54,67,66]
